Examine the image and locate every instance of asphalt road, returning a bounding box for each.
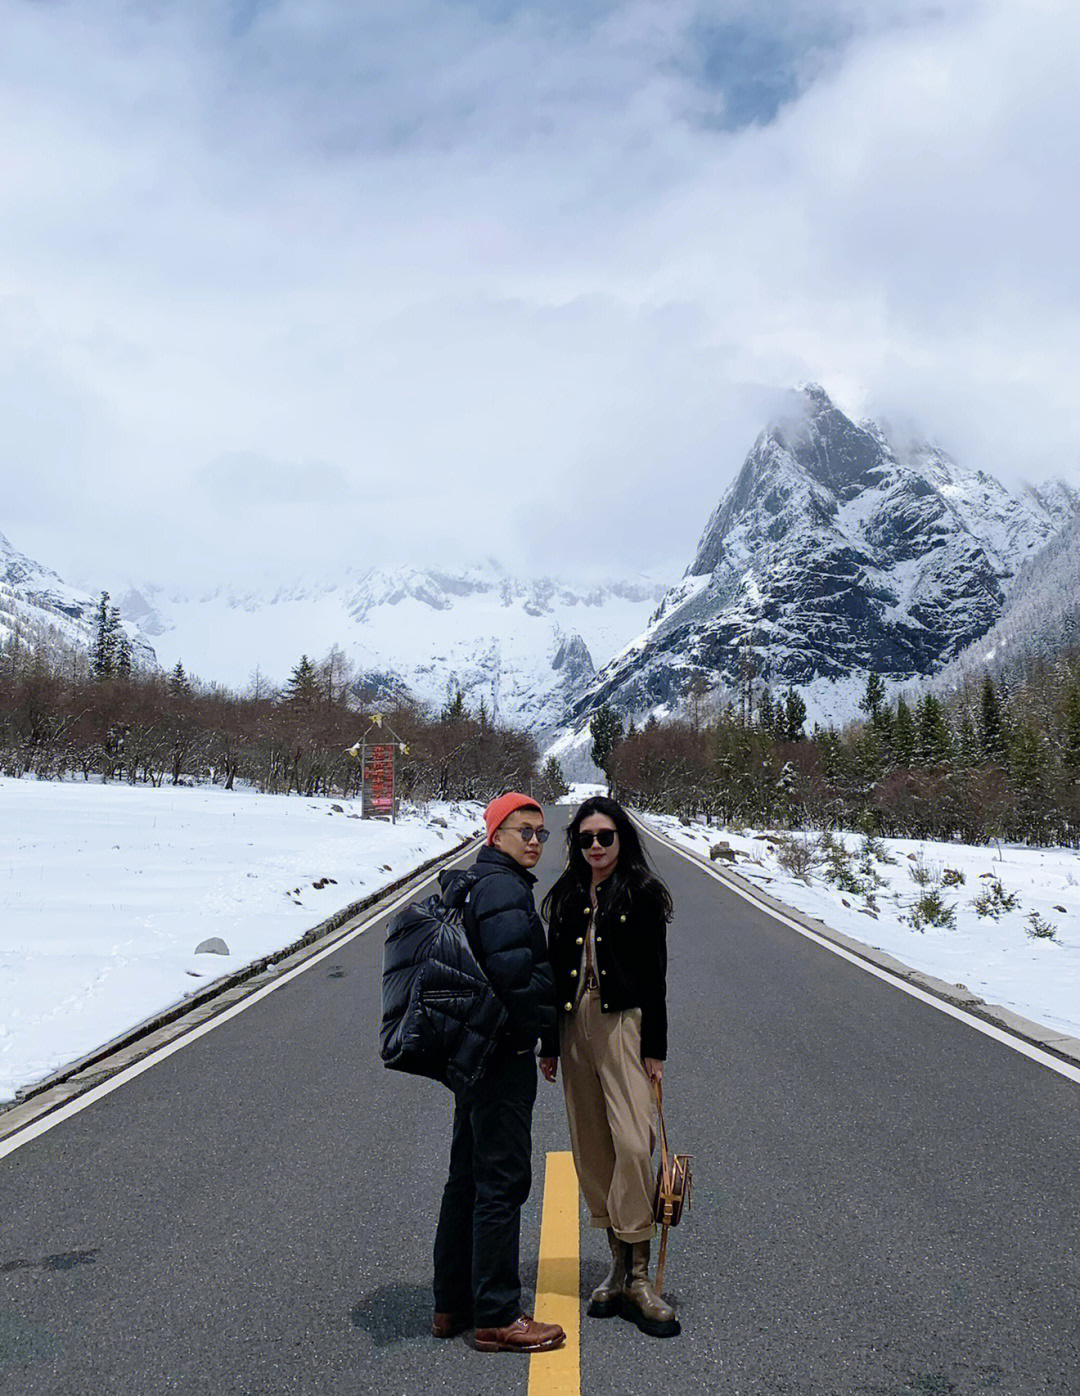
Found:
[1,808,1078,1395]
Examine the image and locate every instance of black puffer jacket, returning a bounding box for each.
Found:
[548,875,668,1060]
[440,845,556,1054]
[380,874,508,1091]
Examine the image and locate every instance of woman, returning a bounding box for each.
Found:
[539,795,679,1338]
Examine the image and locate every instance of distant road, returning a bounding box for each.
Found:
[1,809,1077,1394]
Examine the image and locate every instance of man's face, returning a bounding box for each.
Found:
[492,809,547,869]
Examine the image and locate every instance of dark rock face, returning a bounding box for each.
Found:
[551,631,595,709]
[552,632,594,681]
[564,386,1078,728]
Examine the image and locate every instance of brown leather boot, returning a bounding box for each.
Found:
[587,1228,627,1318]
[473,1314,566,1352]
[620,1241,680,1337]
[431,1310,472,1339]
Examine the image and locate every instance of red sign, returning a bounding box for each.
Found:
[363,743,396,817]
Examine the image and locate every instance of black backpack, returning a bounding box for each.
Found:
[379,872,508,1091]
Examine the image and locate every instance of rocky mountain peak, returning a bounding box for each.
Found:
[561,388,1080,734]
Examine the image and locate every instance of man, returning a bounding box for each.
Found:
[431,792,565,1353]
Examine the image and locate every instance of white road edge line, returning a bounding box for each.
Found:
[0,851,473,1162]
[639,816,1080,1088]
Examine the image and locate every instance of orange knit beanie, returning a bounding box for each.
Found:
[483,792,542,844]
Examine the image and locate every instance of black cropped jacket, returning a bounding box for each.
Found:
[545,875,668,1061]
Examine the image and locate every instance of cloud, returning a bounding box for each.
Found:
[197,454,352,505]
[1,0,1077,592]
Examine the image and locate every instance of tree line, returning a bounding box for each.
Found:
[5,590,1078,844]
[592,646,1080,847]
[0,621,555,804]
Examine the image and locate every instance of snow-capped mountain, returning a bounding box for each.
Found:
[936,510,1080,685]
[119,566,668,730]
[0,532,156,669]
[560,385,1079,734]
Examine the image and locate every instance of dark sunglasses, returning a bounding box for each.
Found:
[507,826,550,843]
[576,829,616,849]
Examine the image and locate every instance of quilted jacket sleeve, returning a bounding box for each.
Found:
[638,887,668,1061]
[468,872,556,1052]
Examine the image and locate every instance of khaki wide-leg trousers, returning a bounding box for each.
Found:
[559,986,656,1243]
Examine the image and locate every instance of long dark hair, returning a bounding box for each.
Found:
[541,795,673,929]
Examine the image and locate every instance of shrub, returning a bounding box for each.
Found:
[776,833,816,879]
[908,852,942,889]
[857,845,887,889]
[941,867,965,887]
[820,835,866,895]
[911,890,956,930]
[857,809,896,865]
[1025,911,1058,940]
[971,877,1018,919]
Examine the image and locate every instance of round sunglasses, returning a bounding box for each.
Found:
[505,826,550,843]
[575,828,617,849]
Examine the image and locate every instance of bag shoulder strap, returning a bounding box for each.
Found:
[654,1078,670,1177]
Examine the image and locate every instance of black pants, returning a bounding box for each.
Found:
[432,1049,538,1328]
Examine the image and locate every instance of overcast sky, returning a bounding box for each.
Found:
[3,0,1078,593]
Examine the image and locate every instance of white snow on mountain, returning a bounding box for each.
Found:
[0,531,155,669]
[118,566,669,730]
[555,386,1080,740]
[936,510,1080,685]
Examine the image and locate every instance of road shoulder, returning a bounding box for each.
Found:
[636,812,1080,1072]
[0,835,480,1146]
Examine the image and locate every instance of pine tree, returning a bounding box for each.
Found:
[284,655,319,707]
[892,696,916,767]
[757,687,777,738]
[980,674,1006,763]
[860,672,886,724]
[108,606,131,677]
[916,693,952,767]
[589,703,624,785]
[1063,683,1080,773]
[91,592,114,680]
[858,721,889,783]
[169,660,191,696]
[783,686,807,743]
[817,728,845,783]
[440,687,466,723]
[540,756,569,800]
[114,624,133,677]
[956,711,980,769]
[1008,721,1046,794]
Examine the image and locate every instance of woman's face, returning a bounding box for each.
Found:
[578,812,620,880]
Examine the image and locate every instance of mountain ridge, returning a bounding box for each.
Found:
[559,385,1079,739]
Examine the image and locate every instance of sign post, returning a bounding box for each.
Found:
[362,741,397,821]
[346,717,408,822]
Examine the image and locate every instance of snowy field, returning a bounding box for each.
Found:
[0,777,483,1104]
[643,813,1080,1041]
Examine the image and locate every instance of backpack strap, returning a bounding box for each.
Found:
[453,867,482,958]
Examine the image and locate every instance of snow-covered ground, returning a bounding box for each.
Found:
[643,814,1080,1040]
[0,777,483,1104]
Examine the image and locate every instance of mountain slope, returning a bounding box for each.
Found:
[120,566,667,729]
[936,512,1080,684]
[562,386,1078,731]
[0,532,156,670]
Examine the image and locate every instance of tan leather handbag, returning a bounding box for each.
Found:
[652,1079,692,1290]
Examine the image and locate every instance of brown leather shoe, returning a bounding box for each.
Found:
[473,1314,566,1352]
[431,1310,472,1339]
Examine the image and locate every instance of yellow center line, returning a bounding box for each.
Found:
[529,1150,581,1396]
